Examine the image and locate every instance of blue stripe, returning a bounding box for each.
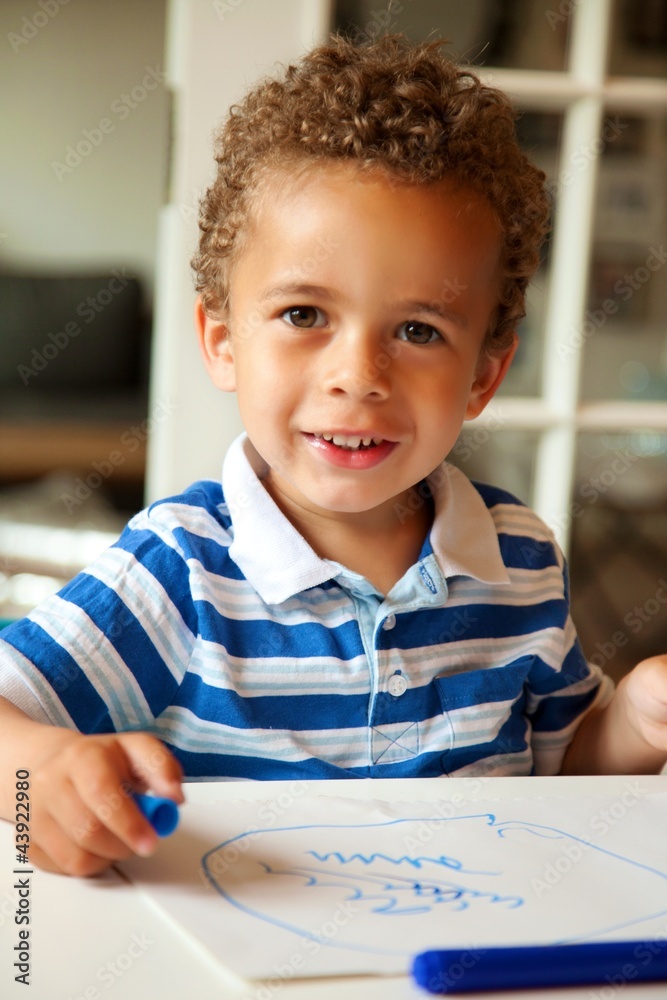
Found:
[497,533,560,571]
[200,615,365,660]
[2,620,114,733]
[531,687,599,732]
[112,527,199,637]
[168,744,528,780]
[395,601,566,647]
[472,481,524,508]
[175,674,372,730]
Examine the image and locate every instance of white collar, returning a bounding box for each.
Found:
[222,434,509,605]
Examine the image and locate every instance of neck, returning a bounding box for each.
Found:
[264,483,434,595]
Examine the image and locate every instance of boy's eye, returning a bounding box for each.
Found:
[282,306,326,328]
[397,320,442,345]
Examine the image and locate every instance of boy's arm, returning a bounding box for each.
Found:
[0,696,183,875]
[561,655,667,774]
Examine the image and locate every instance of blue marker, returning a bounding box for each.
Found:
[412,941,667,994]
[133,793,179,837]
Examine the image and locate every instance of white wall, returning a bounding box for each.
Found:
[0,0,168,296]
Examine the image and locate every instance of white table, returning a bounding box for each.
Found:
[1,775,666,1000]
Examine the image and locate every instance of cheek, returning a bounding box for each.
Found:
[235,357,292,423]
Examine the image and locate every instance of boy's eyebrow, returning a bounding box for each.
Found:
[259,282,335,304]
[398,299,469,331]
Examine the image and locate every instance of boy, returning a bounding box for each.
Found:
[1,35,666,877]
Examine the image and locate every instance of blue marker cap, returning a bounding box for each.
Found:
[133,793,179,837]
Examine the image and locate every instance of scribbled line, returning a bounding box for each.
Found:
[201,812,667,957]
[258,860,523,916]
[306,849,499,875]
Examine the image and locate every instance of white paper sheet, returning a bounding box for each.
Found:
[119,787,667,981]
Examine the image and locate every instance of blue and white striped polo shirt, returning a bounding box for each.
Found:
[0,433,611,779]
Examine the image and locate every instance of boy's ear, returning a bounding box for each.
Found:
[194,295,236,392]
[465,334,518,421]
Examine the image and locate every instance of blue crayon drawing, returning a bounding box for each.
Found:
[200,811,667,959]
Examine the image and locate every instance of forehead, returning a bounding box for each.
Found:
[236,160,502,297]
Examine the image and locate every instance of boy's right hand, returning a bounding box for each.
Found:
[26,729,184,876]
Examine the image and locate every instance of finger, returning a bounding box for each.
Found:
[31,764,140,864]
[33,767,146,866]
[48,774,144,861]
[67,741,159,857]
[30,812,120,877]
[116,732,184,802]
[30,841,115,877]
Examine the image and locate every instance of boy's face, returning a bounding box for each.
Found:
[197,163,515,526]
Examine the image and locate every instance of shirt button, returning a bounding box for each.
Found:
[383,614,396,631]
[388,673,408,697]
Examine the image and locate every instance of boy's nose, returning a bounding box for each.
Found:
[320,333,393,401]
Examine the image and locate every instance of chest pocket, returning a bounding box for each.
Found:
[433,657,533,754]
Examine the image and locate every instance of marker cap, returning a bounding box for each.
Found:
[134,793,179,837]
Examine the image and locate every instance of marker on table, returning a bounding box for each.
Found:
[412,941,667,994]
[133,793,180,837]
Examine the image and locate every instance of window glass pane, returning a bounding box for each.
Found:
[569,431,667,683]
[580,114,667,402]
[609,0,667,79]
[333,1,571,71]
[447,428,538,504]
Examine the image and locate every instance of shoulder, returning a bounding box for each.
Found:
[144,479,229,527]
[470,479,554,539]
[468,477,563,570]
[119,479,234,562]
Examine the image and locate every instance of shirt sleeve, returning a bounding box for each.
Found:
[525,543,615,775]
[0,510,198,734]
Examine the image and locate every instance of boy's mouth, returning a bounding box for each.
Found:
[311,432,386,451]
[305,431,397,469]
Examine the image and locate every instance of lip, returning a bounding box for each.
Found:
[303,431,398,470]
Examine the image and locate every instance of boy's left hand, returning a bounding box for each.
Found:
[623,654,667,756]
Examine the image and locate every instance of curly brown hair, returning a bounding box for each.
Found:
[192,33,550,354]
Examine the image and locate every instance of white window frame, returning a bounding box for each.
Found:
[471,0,667,550]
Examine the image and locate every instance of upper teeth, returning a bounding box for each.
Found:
[316,433,384,449]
